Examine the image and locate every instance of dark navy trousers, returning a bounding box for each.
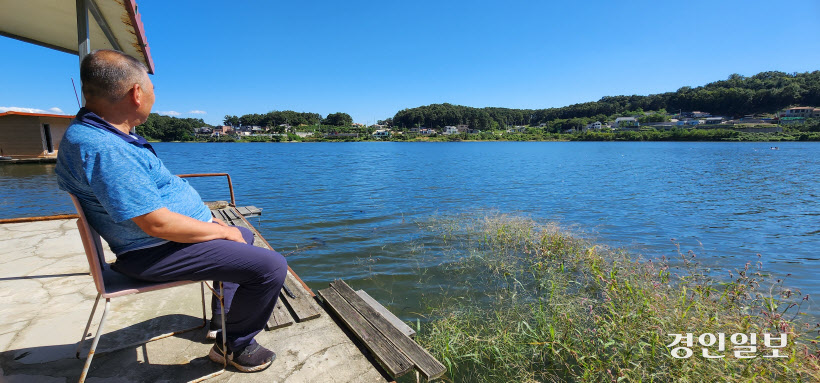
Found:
[112,226,287,351]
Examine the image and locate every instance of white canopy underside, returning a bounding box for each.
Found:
[0,0,154,73]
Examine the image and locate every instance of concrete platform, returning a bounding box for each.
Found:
[0,219,387,382]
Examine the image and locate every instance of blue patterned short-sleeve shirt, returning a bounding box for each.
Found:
[55,110,211,255]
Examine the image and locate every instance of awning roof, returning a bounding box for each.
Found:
[0,111,75,119]
[0,0,154,74]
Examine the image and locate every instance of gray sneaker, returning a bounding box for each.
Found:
[208,342,276,372]
[206,314,222,340]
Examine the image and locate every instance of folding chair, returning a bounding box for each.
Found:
[69,194,227,383]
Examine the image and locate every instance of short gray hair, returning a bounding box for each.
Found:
[80,50,149,103]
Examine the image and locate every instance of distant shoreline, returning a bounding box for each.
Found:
[151,138,819,143]
[150,131,820,143]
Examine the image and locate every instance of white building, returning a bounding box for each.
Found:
[782,107,820,118]
[372,129,390,138]
[443,126,460,135]
[584,121,603,131]
[419,128,436,135]
[613,117,638,129]
[691,111,711,118]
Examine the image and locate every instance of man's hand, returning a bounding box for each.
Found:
[132,208,246,244]
[212,217,246,243]
[223,225,247,244]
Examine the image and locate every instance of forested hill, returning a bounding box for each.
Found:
[137,113,206,141]
[392,71,820,130]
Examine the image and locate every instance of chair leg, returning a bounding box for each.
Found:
[219,281,226,368]
[79,298,111,383]
[76,293,101,359]
[200,282,207,327]
[75,285,219,382]
[191,282,227,382]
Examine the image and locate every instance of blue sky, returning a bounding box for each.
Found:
[1,0,819,126]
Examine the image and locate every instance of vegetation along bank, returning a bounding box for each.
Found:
[411,214,820,382]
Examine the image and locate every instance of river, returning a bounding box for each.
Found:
[2,141,818,319]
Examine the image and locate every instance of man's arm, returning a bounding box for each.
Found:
[132,208,246,244]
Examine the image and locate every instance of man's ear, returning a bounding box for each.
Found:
[131,83,143,106]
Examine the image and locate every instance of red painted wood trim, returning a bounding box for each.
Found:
[0,214,78,224]
[124,0,155,74]
[0,111,74,119]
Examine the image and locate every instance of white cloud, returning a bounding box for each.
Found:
[157,110,181,116]
[188,110,207,114]
[0,106,67,114]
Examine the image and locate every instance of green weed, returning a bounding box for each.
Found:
[415,214,820,382]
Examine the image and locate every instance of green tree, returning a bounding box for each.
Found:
[223,115,239,126]
[322,112,353,126]
[137,113,203,141]
[239,113,263,127]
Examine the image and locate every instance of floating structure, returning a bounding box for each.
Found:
[0,111,74,161]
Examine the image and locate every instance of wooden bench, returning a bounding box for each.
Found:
[318,280,446,381]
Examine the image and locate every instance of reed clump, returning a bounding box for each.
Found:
[415,214,820,382]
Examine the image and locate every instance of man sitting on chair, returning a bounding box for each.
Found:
[55,49,287,373]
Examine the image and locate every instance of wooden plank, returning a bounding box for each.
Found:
[356,290,415,338]
[266,295,294,330]
[232,206,262,217]
[225,210,249,228]
[218,209,230,224]
[280,272,321,322]
[331,280,446,380]
[226,207,239,220]
[318,287,413,378]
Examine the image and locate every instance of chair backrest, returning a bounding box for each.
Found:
[69,194,108,295]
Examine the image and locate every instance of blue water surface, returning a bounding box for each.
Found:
[2,141,818,317]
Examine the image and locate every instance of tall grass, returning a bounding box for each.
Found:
[414,214,820,382]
